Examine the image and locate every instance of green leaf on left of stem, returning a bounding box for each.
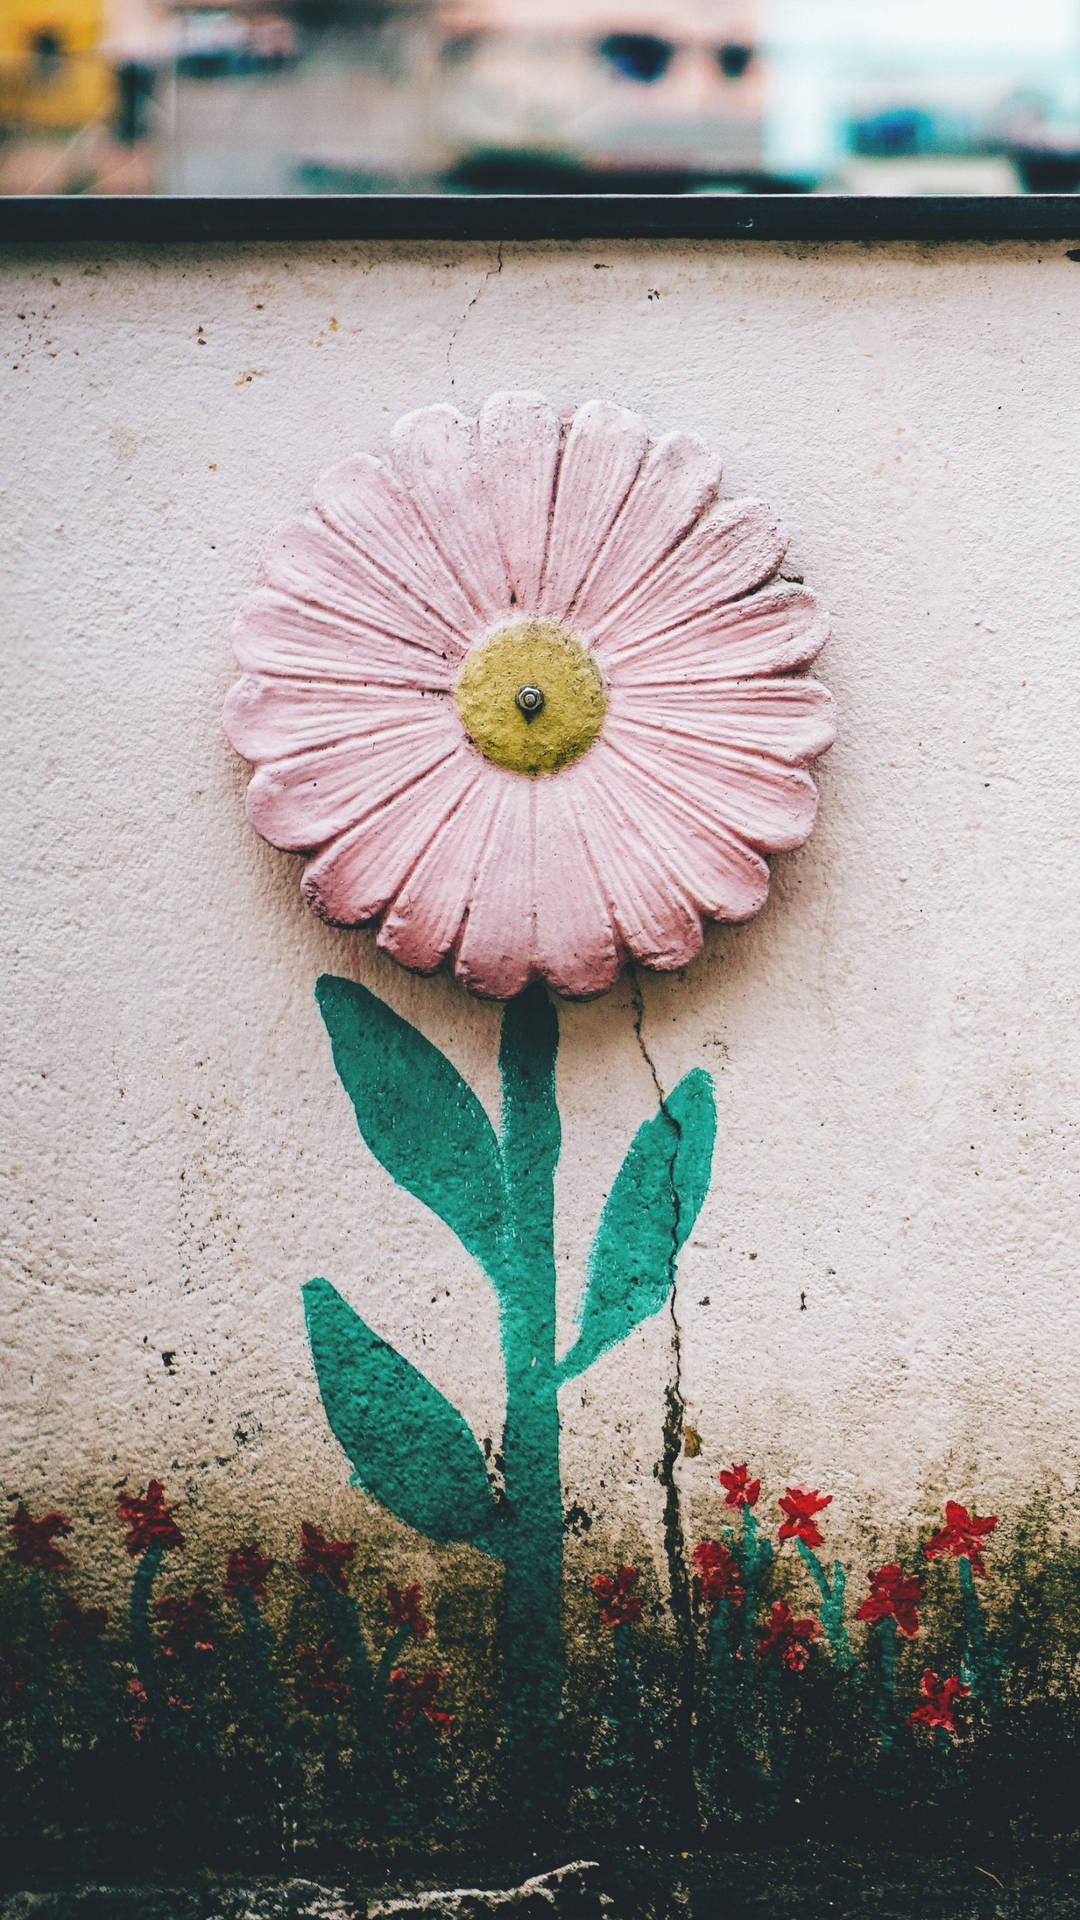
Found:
[304,1277,501,1555]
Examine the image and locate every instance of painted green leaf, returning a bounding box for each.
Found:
[303,1277,500,1552]
[557,1068,716,1384]
[315,974,507,1278]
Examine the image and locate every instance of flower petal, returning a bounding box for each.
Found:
[232,589,456,687]
[538,400,648,619]
[616,677,837,766]
[263,516,466,659]
[571,431,721,630]
[389,404,512,622]
[572,752,704,970]
[312,454,481,642]
[246,709,460,850]
[603,582,829,681]
[531,770,620,997]
[590,499,786,655]
[453,777,537,998]
[600,739,770,921]
[377,775,501,974]
[225,674,453,763]
[301,751,476,924]
[477,392,562,611]
[604,715,819,852]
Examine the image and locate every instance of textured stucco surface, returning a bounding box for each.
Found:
[4,237,1080,1578]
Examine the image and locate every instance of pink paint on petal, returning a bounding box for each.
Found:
[571,431,722,632]
[226,394,835,998]
[538,400,648,619]
[301,750,477,925]
[453,777,538,998]
[605,581,830,682]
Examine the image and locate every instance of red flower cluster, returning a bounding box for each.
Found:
[51,1594,109,1648]
[923,1501,999,1578]
[116,1481,184,1557]
[591,1565,643,1627]
[9,1504,72,1572]
[777,1487,833,1549]
[388,1666,453,1730]
[908,1668,970,1737]
[294,1638,349,1711]
[755,1600,822,1671]
[155,1588,217,1658]
[296,1521,356,1594]
[385,1582,430,1639]
[719,1463,761,1509]
[856,1563,924,1639]
[224,1543,274,1606]
[692,1539,744,1610]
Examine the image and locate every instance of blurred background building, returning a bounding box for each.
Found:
[1,0,1079,194]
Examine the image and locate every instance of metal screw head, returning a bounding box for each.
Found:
[516,684,545,719]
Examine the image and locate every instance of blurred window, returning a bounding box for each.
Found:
[716,42,754,81]
[597,34,674,84]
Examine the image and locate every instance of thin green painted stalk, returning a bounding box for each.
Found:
[27,1569,58,1758]
[129,1542,165,1715]
[874,1617,899,1752]
[496,986,564,1804]
[236,1586,288,1759]
[958,1555,999,1712]
[795,1539,853,1670]
[83,1638,114,1745]
[374,1623,411,1699]
[613,1622,643,1821]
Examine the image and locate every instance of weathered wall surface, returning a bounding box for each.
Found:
[6,232,1080,1881]
[6,236,1080,1555]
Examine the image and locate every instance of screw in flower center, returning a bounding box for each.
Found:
[455,619,607,775]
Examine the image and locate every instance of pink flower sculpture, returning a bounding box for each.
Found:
[225,394,835,999]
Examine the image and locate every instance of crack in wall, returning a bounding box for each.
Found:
[628,967,696,1827]
[446,242,504,389]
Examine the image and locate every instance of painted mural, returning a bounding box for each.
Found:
[9,390,1077,1889]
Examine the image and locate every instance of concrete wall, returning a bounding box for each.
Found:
[8,236,1080,1561]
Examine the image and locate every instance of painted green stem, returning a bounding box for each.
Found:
[236,1586,288,1761]
[27,1569,58,1757]
[873,1616,899,1751]
[958,1555,998,1712]
[795,1538,853,1670]
[130,1542,165,1713]
[496,986,564,1798]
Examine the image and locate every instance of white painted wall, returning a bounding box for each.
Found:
[5,238,1080,1572]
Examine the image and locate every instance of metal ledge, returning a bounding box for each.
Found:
[1,193,1080,245]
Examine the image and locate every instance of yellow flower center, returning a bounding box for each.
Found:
[454,620,607,775]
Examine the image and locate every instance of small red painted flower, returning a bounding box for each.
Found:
[719,1463,761,1509]
[755,1599,822,1671]
[294,1637,350,1711]
[51,1594,109,1648]
[388,1666,453,1731]
[908,1668,970,1737]
[224,1543,274,1606]
[922,1501,999,1578]
[296,1521,356,1594]
[856,1563,924,1639]
[385,1582,430,1640]
[692,1539,745,1610]
[9,1504,72,1572]
[591,1565,643,1627]
[155,1588,217,1658]
[777,1486,833,1550]
[116,1481,184,1557]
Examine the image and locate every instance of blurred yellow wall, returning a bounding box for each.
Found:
[0,0,112,129]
